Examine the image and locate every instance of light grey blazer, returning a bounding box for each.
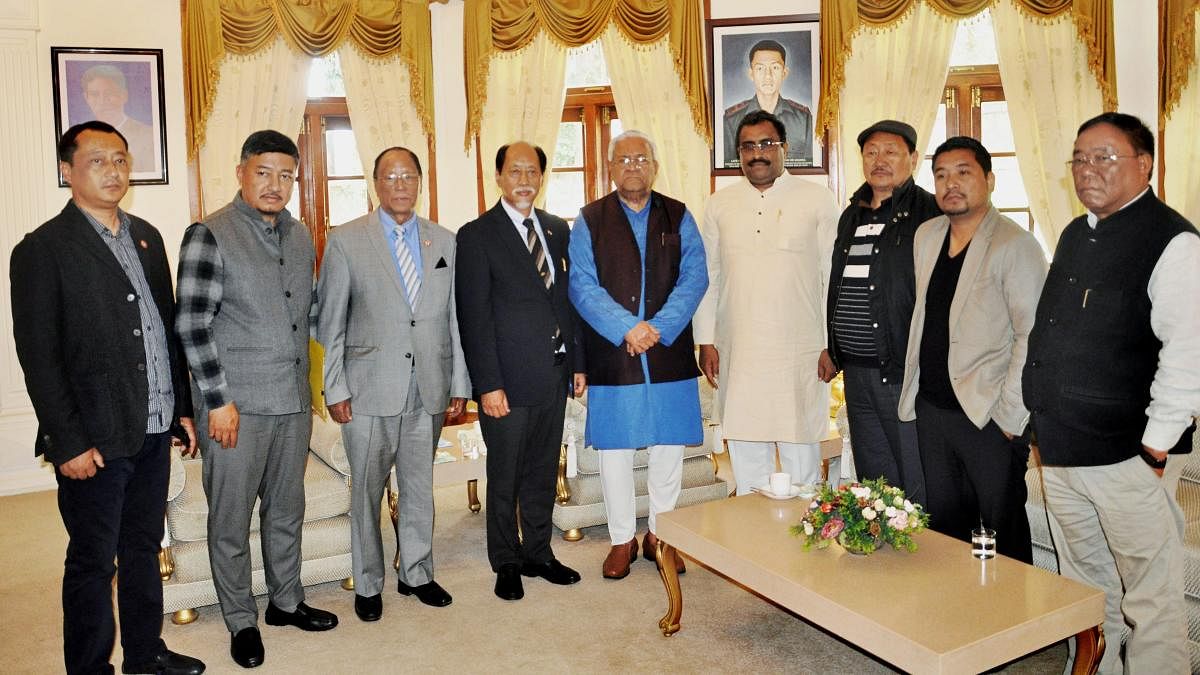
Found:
[898,206,1047,434]
[317,209,470,416]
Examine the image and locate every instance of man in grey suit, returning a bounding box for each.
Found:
[177,130,337,669]
[317,146,470,620]
[897,136,1046,563]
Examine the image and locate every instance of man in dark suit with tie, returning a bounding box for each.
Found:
[9,121,205,674]
[455,141,586,600]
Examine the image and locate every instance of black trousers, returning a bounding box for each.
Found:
[56,432,170,674]
[479,364,567,571]
[843,364,926,505]
[915,397,1033,563]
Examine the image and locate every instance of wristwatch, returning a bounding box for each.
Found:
[1140,450,1168,470]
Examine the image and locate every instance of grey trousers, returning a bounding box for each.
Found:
[341,376,441,596]
[842,364,926,505]
[202,411,311,632]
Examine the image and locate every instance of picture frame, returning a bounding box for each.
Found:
[51,47,168,186]
[708,15,825,175]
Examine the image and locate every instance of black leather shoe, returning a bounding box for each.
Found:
[397,579,453,607]
[230,627,264,669]
[494,564,524,601]
[263,601,339,631]
[354,593,383,621]
[122,649,206,674]
[521,558,581,585]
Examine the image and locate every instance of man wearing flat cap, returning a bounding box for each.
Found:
[819,120,940,503]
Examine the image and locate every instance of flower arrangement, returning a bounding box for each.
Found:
[791,478,930,555]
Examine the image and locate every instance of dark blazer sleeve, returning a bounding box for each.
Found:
[455,219,504,397]
[10,231,90,464]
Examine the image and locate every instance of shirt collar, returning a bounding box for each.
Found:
[76,199,131,239]
[740,168,793,195]
[500,198,539,229]
[379,207,418,233]
[1086,186,1150,228]
[232,192,294,233]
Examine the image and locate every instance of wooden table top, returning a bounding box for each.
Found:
[656,494,1105,674]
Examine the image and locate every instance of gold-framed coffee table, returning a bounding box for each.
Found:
[653,495,1105,674]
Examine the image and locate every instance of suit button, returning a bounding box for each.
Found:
[1031,360,1040,368]
[285,291,292,298]
[279,258,285,265]
[295,358,301,365]
[1067,277,1077,284]
[292,324,298,331]
[868,285,875,291]
[405,353,412,359]
[137,363,145,371]
[872,322,878,328]
[881,377,888,383]
[410,320,416,327]
[126,293,136,302]
[1048,317,1057,326]
[133,329,142,337]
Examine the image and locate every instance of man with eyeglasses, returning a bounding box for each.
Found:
[317,147,469,620]
[177,130,337,668]
[1023,112,1200,674]
[721,40,813,168]
[820,120,940,505]
[696,110,838,496]
[569,130,708,579]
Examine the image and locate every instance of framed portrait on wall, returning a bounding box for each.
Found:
[51,47,168,186]
[708,15,823,175]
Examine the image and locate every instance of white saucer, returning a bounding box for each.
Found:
[754,484,802,500]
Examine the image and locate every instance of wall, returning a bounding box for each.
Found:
[0,0,189,494]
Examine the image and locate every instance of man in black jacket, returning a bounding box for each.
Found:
[9,121,204,675]
[819,120,940,504]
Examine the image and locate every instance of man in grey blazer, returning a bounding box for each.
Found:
[897,136,1046,562]
[317,147,470,621]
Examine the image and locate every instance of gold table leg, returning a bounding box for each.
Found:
[656,540,683,636]
[1070,625,1105,675]
[467,479,481,513]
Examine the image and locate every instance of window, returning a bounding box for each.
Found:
[544,48,621,222]
[288,54,371,260]
[915,12,1049,254]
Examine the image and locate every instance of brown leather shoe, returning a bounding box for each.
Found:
[643,531,685,574]
[602,539,638,579]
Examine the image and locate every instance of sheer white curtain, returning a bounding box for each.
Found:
[836,4,956,202]
[1163,6,1200,226]
[339,44,429,217]
[197,37,311,216]
[478,32,567,208]
[993,0,1103,247]
[601,25,710,218]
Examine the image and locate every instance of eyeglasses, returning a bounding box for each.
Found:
[738,139,785,153]
[613,155,652,168]
[379,172,420,186]
[1067,153,1139,169]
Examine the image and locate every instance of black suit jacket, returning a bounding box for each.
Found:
[9,201,193,465]
[455,201,583,406]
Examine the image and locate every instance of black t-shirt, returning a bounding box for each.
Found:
[919,231,968,411]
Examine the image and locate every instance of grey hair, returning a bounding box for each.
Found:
[607,130,658,163]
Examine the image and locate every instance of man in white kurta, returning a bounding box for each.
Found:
[696,110,839,495]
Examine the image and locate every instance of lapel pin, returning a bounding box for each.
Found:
[423,239,431,247]
[138,239,148,249]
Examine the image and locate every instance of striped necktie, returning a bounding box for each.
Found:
[394,224,420,309]
[524,218,552,289]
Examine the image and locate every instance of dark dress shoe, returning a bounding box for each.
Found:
[643,531,685,573]
[521,558,581,585]
[122,649,206,674]
[603,539,638,579]
[354,593,383,621]
[264,601,339,631]
[494,564,524,601]
[397,579,453,607]
[230,627,264,669]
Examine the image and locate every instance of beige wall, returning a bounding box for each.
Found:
[0,0,1164,494]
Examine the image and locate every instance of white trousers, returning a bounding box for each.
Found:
[1042,455,1187,675]
[726,440,820,496]
[599,445,684,544]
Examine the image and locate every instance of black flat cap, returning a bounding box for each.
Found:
[857,120,917,151]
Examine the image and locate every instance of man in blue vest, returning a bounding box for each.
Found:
[1024,112,1200,673]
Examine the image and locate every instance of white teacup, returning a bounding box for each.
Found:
[769,472,792,496]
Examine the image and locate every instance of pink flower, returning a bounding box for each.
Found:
[888,512,909,530]
[821,517,845,539]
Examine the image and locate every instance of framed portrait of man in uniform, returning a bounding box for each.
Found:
[51,47,168,185]
[708,16,822,175]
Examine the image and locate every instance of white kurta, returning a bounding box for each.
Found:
[694,172,839,442]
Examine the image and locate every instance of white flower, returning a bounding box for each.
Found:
[904,500,914,512]
[873,498,885,511]
[803,521,814,536]
[893,496,904,508]
[862,507,877,520]
[849,485,872,500]
[885,506,897,518]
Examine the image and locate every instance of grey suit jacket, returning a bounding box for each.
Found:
[898,207,1047,434]
[317,209,470,417]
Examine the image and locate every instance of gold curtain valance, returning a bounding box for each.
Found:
[463,0,710,149]
[1161,0,1200,127]
[817,0,1116,139]
[184,0,434,159]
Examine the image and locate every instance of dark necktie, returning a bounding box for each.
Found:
[524,218,552,289]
